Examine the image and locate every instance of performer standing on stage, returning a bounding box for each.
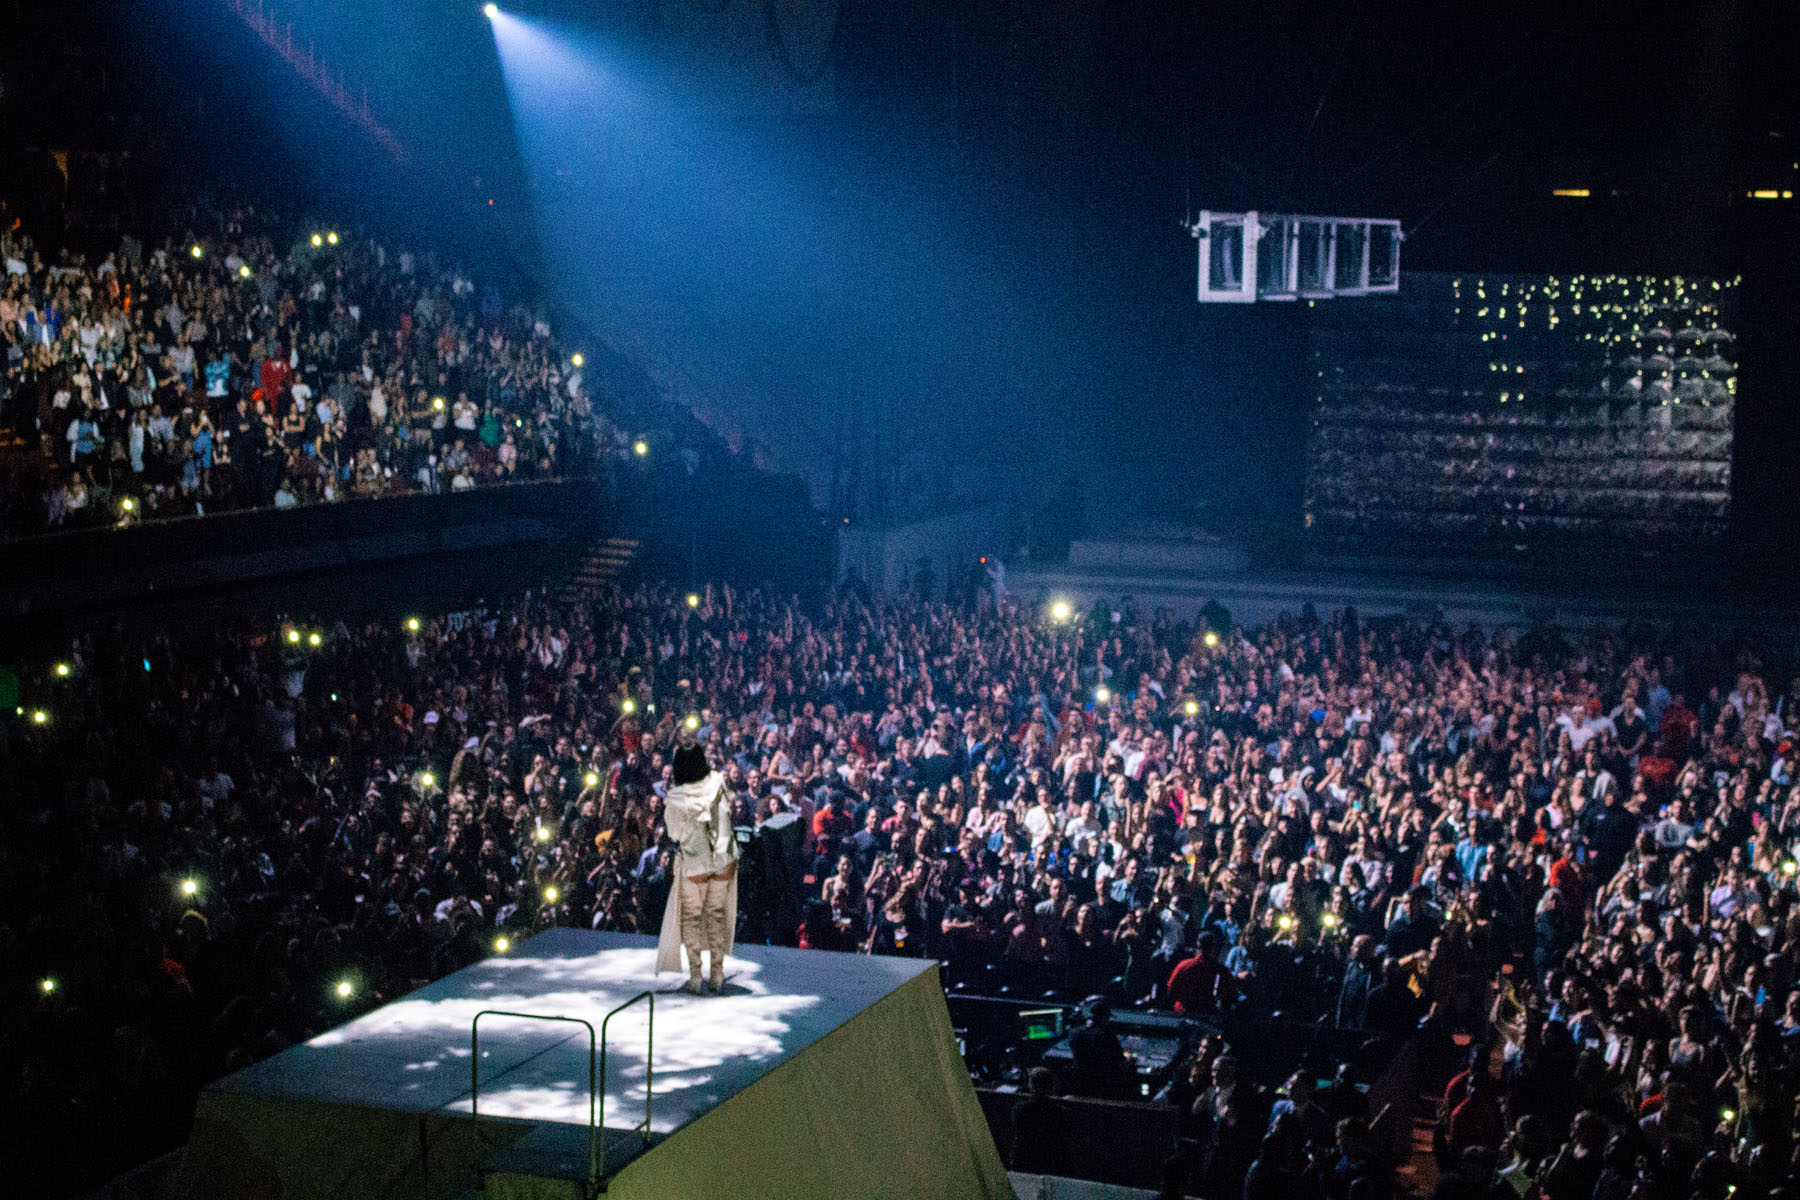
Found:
[655,728,738,994]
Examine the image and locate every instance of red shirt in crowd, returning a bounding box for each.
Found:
[260,355,292,412]
[1166,953,1238,1015]
[1548,854,1586,909]
[1637,752,1677,799]
[1448,1088,1504,1153]
[1660,703,1697,758]
[811,805,853,844]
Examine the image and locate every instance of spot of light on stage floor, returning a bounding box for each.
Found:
[304,945,822,1133]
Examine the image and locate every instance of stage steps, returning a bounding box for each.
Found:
[555,536,639,605]
[475,1122,652,1200]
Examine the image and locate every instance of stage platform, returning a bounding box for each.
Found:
[178,929,1010,1199]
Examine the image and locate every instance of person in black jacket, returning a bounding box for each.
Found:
[1533,887,1576,978]
[1380,888,1440,959]
[1243,1114,1304,1200]
[1336,935,1379,1030]
[1007,1067,1060,1174]
[1065,1002,1133,1100]
[1363,958,1424,1037]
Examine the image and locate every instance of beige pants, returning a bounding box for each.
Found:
[679,872,731,971]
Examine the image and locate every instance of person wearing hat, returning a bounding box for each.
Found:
[656,727,738,994]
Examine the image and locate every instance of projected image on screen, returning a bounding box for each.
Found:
[1303,272,1737,564]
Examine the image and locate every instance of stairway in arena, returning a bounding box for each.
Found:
[556,536,639,605]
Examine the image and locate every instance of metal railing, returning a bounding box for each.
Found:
[470,1010,600,1192]
[468,995,656,1193]
[598,990,655,1180]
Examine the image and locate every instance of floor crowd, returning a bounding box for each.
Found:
[3,583,1796,1199]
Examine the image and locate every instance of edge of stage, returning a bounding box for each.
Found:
[176,929,1012,1199]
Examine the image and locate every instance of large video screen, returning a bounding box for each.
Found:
[1304,271,1736,564]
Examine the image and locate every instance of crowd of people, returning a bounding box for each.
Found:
[0,203,638,538]
[6,578,1800,1200]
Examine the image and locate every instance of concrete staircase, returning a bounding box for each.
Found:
[556,536,639,605]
